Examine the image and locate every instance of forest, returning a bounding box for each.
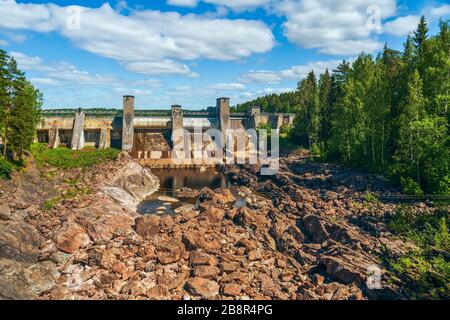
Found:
[236,17,450,196]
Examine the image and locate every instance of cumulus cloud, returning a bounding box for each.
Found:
[209,82,246,90]
[124,60,195,76]
[273,0,397,55]
[168,0,271,11]
[429,4,450,17]
[240,60,342,84]
[384,15,420,36]
[0,1,274,75]
[168,0,198,7]
[11,51,117,85]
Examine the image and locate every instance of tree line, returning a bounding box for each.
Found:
[0,49,42,161]
[238,17,450,195]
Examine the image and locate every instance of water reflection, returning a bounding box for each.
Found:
[137,168,233,215]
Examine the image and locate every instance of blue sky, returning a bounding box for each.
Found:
[0,0,449,109]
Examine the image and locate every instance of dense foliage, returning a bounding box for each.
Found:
[31,143,121,169]
[385,205,449,299]
[0,49,42,160]
[238,18,450,195]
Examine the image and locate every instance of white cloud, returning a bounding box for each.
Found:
[11,51,116,85]
[274,0,397,55]
[168,0,198,7]
[0,1,274,76]
[429,4,450,17]
[168,0,271,11]
[124,60,195,76]
[131,79,162,88]
[240,60,341,84]
[209,82,246,90]
[29,77,60,86]
[10,51,43,70]
[384,15,420,36]
[0,39,9,47]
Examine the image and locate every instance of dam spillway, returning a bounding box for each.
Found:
[37,96,296,167]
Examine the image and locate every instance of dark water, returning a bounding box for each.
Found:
[137,168,234,215]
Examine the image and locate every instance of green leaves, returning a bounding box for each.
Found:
[0,49,42,160]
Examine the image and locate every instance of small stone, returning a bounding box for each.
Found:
[193,266,220,279]
[186,277,220,299]
[146,284,169,299]
[312,274,325,286]
[248,249,262,261]
[222,284,242,296]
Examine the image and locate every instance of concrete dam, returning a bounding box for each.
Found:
[37,96,296,167]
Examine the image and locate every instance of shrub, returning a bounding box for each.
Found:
[384,205,450,299]
[401,176,425,196]
[363,192,380,204]
[0,156,14,179]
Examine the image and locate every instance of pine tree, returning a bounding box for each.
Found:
[318,69,333,144]
[0,50,42,159]
[413,15,429,55]
[293,71,320,150]
[9,80,42,157]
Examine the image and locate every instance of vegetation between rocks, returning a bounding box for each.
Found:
[384,205,450,299]
[31,143,120,169]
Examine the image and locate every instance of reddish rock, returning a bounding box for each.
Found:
[146,284,169,299]
[157,239,186,265]
[222,284,242,296]
[220,261,240,273]
[199,204,225,223]
[212,189,236,205]
[56,222,90,254]
[248,249,263,261]
[193,265,220,279]
[233,207,268,230]
[186,277,220,299]
[134,215,160,239]
[302,214,329,243]
[182,231,221,253]
[189,251,218,267]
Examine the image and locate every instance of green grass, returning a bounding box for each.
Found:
[31,143,120,169]
[383,205,450,299]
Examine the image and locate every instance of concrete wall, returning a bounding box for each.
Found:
[36,97,296,156]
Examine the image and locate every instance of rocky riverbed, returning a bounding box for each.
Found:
[0,150,434,300]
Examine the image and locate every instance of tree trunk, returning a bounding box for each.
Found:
[2,128,7,157]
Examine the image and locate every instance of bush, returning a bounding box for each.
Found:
[0,156,13,179]
[401,176,425,196]
[384,206,450,299]
[31,143,120,169]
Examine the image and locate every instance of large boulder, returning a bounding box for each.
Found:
[56,221,90,254]
[0,258,59,299]
[0,218,44,263]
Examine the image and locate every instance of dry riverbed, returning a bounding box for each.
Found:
[0,150,440,300]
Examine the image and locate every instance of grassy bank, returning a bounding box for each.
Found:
[31,143,120,169]
[384,205,450,299]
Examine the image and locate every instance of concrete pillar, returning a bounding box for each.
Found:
[217,97,231,144]
[250,106,261,129]
[122,95,135,152]
[171,105,183,131]
[99,128,110,149]
[48,127,60,149]
[71,109,85,150]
